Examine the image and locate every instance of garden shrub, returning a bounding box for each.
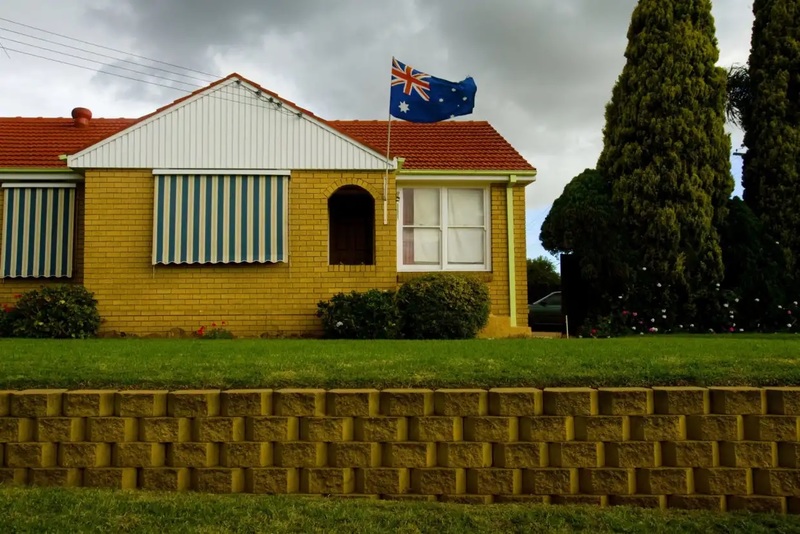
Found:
[317,289,399,339]
[12,285,101,339]
[0,302,18,337]
[397,274,490,339]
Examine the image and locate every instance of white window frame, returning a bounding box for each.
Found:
[397,186,491,272]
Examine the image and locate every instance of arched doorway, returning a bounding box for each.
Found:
[328,185,375,265]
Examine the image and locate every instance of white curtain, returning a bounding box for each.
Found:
[404,189,440,264]
[447,189,484,264]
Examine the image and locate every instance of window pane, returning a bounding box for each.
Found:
[447,189,484,226]
[402,188,440,226]
[447,228,484,264]
[402,228,440,264]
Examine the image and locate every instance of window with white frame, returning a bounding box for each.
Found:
[398,186,490,271]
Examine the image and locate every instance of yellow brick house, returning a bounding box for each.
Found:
[0,74,536,337]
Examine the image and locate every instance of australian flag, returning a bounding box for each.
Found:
[390,58,477,123]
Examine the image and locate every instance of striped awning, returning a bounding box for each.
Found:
[153,174,288,265]
[1,185,75,278]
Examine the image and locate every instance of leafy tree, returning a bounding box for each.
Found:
[526,256,560,303]
[596,0,734,323]
[741,0,800,281]
[726,64,751,128]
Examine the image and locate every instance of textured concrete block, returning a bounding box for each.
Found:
[0,468,27,485]
[112,442,165,467]
[303,467,355,494]
[630,415,686,441]
[440,494,493,504]
[411,468,465,495]
[84,467,137,489]
[167,442,219,467]
[30,468,80,487]
[58,442,110,467]
[709,387,766,415]
[766,387,800,415]
[744,415,798,441]
[221,389,272,416]
[488,388,542,416]
[6,442,56,467]
[36,417,84,442]
[274,389,326,416]
[519,416,573,441]
[605,442,661,468]
[493,442,548,468]
[380,389,434,416]
[193,417,245,442]
[327,389,379,417]
[779,442,800,468]
[549,442,603,468]
[652,387,709,415]
[579,468,635,495]
[87,417,137,442]
[662,441,718,467]
[438,442,492,468]
[329,442,380,467]
[637,468,693,495]
[609,495,666,509]
[247,467,299,493]
[274,442,326,467]
[357,468,409,494]
[409,417,462,442]
[63,390,115,417]
[598,388,653,415]
[543,388,598,416]
[523,468,578,495]
[301,417,353,442]
[464,417,518,442]
[115,391,168,417]
[354,417,407,442]
[755,468,800,496]
[574,416,629,441]
[719,441,777,467]
[11,389,66,417]
[695,468,752,495]
[728,495,786,514]
[434,389,487,416]
[220,442,271,467]
[0,417,33,442]
[687,415,743,441]
[246,417,299,442]
[193,467,245,493]
[167,390,221,417]
[140,467,190,490]
[668,495,725,511]
[551,495,605,506]
[0,391,10,416]
[139,417,191,443]
[384,442,436,468]
[467,468,521,495]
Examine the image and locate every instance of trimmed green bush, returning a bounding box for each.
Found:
[317,289,400,339]
[0,302,17,337]
[397,274,490,339]
[12,285,101,339]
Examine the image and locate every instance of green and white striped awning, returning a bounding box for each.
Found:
[1,185,75,278]
[153,174,288,265]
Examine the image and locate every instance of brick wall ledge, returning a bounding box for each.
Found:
[1,387,799,513]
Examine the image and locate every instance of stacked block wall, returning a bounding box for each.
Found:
[2,386,800,512]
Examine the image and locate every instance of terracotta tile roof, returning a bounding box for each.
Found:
[0,74,535,172]
[0,117,135,168]
[330,120,535,172]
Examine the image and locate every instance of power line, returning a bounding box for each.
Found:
[0,25,216,85]
[0,38,10,59]
[0,16,220,80]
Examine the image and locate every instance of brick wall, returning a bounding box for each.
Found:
[1,386,799,512]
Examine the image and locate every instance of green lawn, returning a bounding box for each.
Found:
[0,335,799,390]
[0,487,797,534]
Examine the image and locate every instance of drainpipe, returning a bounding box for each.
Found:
[506,174,517,328]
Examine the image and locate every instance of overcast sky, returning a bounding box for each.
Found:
[0,0,754,260]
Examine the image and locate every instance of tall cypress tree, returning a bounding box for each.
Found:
[597,0,733,321]
[741,0,800,281]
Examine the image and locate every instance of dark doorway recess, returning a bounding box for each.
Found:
[329,186,375,265]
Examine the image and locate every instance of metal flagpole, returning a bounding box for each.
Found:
[383,58,394,226]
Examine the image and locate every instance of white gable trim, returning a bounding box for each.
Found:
[67,77,395,171]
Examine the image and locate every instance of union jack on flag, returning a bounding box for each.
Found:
[389,58,477,123]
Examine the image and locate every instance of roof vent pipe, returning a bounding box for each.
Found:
[71,107,92,127]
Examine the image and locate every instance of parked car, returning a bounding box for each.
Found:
[528,291,564,330]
